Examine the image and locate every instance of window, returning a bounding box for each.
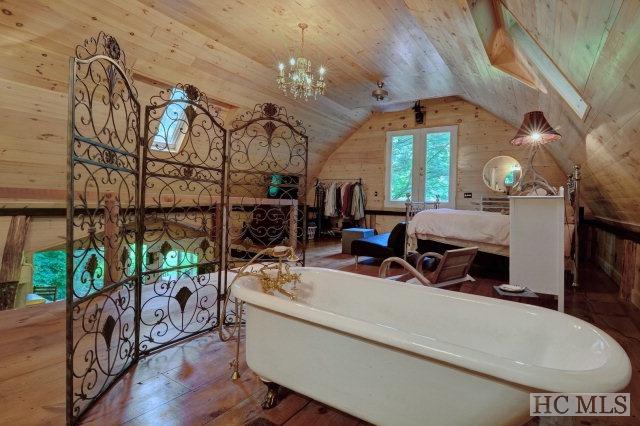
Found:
[501,5,589,119]
[151,87,189,152]
[32,250,67,300]
[30,243,200,301]
[32,248,105,300]
[385,126,457,208]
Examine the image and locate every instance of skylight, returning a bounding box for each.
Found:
[151,87,189,152]
[500,4,590,119]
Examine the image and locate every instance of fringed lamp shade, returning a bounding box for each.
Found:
[510,111,561,146]
[510,111,561,195]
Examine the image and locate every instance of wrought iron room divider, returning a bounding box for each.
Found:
[67,33,141,422]
[67,33,308,423]
[139,83,226,353]
[223,104,309,295]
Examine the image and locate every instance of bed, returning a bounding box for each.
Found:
[405,165,581,283]
[407,208,511,256]
[406,167,582,292]
[406,207,574,258]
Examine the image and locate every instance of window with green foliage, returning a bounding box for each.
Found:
[159,250,198,282]
[386,126,457,207]
[390,134,414,201]
[32,250,67,301]
[32,249,104,301]
[424,132,452,203]
[31,244,200,301]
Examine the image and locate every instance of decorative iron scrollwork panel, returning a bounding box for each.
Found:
[139,84,225,352]
[228,103,306,175]
[139,271,219,352]
[73,33,139,163]
[68,32,140,423]
[70,281,136,418]
[225,103,308,283]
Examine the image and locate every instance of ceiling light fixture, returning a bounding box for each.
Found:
[372,81,388,101]
[277,23,326,101]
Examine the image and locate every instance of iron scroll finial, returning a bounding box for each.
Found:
[262,103,278,118]
[105,35,121,60]
[184,84,200,101]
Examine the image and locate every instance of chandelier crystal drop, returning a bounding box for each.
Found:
[277,23,326,101]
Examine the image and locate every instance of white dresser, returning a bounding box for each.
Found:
[509,191,565,311]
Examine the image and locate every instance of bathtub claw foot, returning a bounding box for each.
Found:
[261,381,281,409]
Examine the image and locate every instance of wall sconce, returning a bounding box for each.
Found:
[413,101,425,124]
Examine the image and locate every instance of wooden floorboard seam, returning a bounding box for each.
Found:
[281,399,314,425]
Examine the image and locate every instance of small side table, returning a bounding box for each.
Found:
[342,228,374,254]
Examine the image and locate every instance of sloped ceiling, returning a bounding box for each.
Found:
[405,0,640,226]
[0,0,460,195]
[1,0,640,227]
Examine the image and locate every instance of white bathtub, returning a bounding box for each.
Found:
[231,267,631,426]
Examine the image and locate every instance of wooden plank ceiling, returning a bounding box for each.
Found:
[0,0,459,185]
[405,0,640,225]
[1,0,640,226]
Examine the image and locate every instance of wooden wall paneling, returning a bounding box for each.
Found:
[103,192,120,284]
[502,0,622,91]
[23,217,67,254]
[634,245,640,307]
[0,218,12,261]
[584,222,640,309]
[0,215,30,309]
[316,96,566,231]
[620,238,637,301]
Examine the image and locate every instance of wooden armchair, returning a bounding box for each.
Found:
[379,247,477,288]
[414,247,478,287]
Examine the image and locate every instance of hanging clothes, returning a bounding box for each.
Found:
[314,183,326,236]
[316,180,366,232]
[341,183,352,217]
[351,182,366,220]
[324,182,338,217]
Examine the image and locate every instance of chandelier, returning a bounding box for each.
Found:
[277,23,326,101]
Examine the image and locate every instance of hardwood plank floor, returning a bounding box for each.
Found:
[0,239,639,425]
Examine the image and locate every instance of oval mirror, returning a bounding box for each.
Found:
[482,156,522,193]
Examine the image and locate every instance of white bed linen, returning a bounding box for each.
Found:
[407,208,511,246]
[407,208,574,257]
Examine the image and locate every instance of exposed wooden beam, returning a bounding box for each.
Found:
[0,215,31,283]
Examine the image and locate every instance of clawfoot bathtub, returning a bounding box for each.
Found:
[231,267,631,426]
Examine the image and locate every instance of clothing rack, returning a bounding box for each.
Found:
[315,177,362,184]
[313,178,366,238]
